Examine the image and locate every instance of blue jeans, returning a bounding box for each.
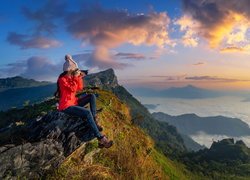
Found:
[77,94,97,118]
[63,94,102,138]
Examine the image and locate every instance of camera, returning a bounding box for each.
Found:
[80,70,88,75]
[72,69,88,76]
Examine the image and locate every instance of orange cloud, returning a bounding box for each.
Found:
[181,0,250,52]
[175,15,199,47]
[66,7,173,69]
[68,10,173,48]
[205,12,250,48]
[220,46,245,53]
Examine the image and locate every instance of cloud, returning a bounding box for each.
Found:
[21,0,66,34]
[0,61,26,77]
[6,1,64,49]
[185,76,250,82]
[174,15,199,47]
[65,6,173,69]
[7,32,62,49]
[179,0,250,51]
[66,7,172,48]
[0,56,63,81]
[193,62,205,66]
[115,52,146,60]
[220,46,250,53]
[72,50,129,70]
[151,75,187,81]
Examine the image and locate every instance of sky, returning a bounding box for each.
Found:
[1,0,250,90]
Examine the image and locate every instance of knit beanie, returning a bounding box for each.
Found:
[63,54,79,72]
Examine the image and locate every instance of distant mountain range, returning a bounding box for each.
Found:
[152,112,250,137]
[128,85,224,99]
[0,76,51,92]
[0,76,55,111]
[0,84,56,111]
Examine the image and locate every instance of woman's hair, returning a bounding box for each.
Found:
[54,71,68,98]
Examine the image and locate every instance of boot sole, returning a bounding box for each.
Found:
[98,141,113,148]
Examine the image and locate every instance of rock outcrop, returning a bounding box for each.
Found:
[85,68,119,91]
[0,112,95,179]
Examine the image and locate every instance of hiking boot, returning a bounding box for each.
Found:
[98,136,113,148]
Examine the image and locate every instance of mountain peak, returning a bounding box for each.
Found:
[85,68,119,90]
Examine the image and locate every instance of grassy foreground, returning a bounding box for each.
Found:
[47,90,198,180]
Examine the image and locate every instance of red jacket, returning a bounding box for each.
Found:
[58,74,83,111]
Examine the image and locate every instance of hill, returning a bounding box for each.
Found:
[182,138,250,179]
[0,76,50,91]
[0,90,194,179]
[85,69,188,157]
[0,76,55,111]
[0,83,56,111]
[152,112,250,137]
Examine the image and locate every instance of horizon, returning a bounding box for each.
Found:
[2,72,250,92]
[1,0,250,90]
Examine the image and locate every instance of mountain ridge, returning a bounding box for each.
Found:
[0,76,51,91]
[152,112,250,137]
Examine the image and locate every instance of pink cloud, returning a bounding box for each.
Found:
[65,6,173,69]
[179,0,250,50]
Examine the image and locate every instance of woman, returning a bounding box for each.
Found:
[56,55,113,148]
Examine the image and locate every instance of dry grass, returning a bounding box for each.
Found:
[47,90,192,179]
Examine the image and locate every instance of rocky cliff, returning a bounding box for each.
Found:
[0,111,96,178]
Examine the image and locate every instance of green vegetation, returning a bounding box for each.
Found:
[181,138,250,179]
[113,86,187,158]
[0,98,57,129]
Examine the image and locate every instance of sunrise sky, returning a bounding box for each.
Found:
[1,0,250,90]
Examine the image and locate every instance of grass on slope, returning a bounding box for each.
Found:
[47,90,195,180]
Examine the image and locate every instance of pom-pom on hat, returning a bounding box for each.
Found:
[63,54,78,72]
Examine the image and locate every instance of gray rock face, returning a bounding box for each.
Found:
[0,111,95,179]
[85,68,119,90]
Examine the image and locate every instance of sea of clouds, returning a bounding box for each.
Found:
[137,96,250,148]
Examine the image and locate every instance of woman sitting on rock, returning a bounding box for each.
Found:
[55,54,113,148]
